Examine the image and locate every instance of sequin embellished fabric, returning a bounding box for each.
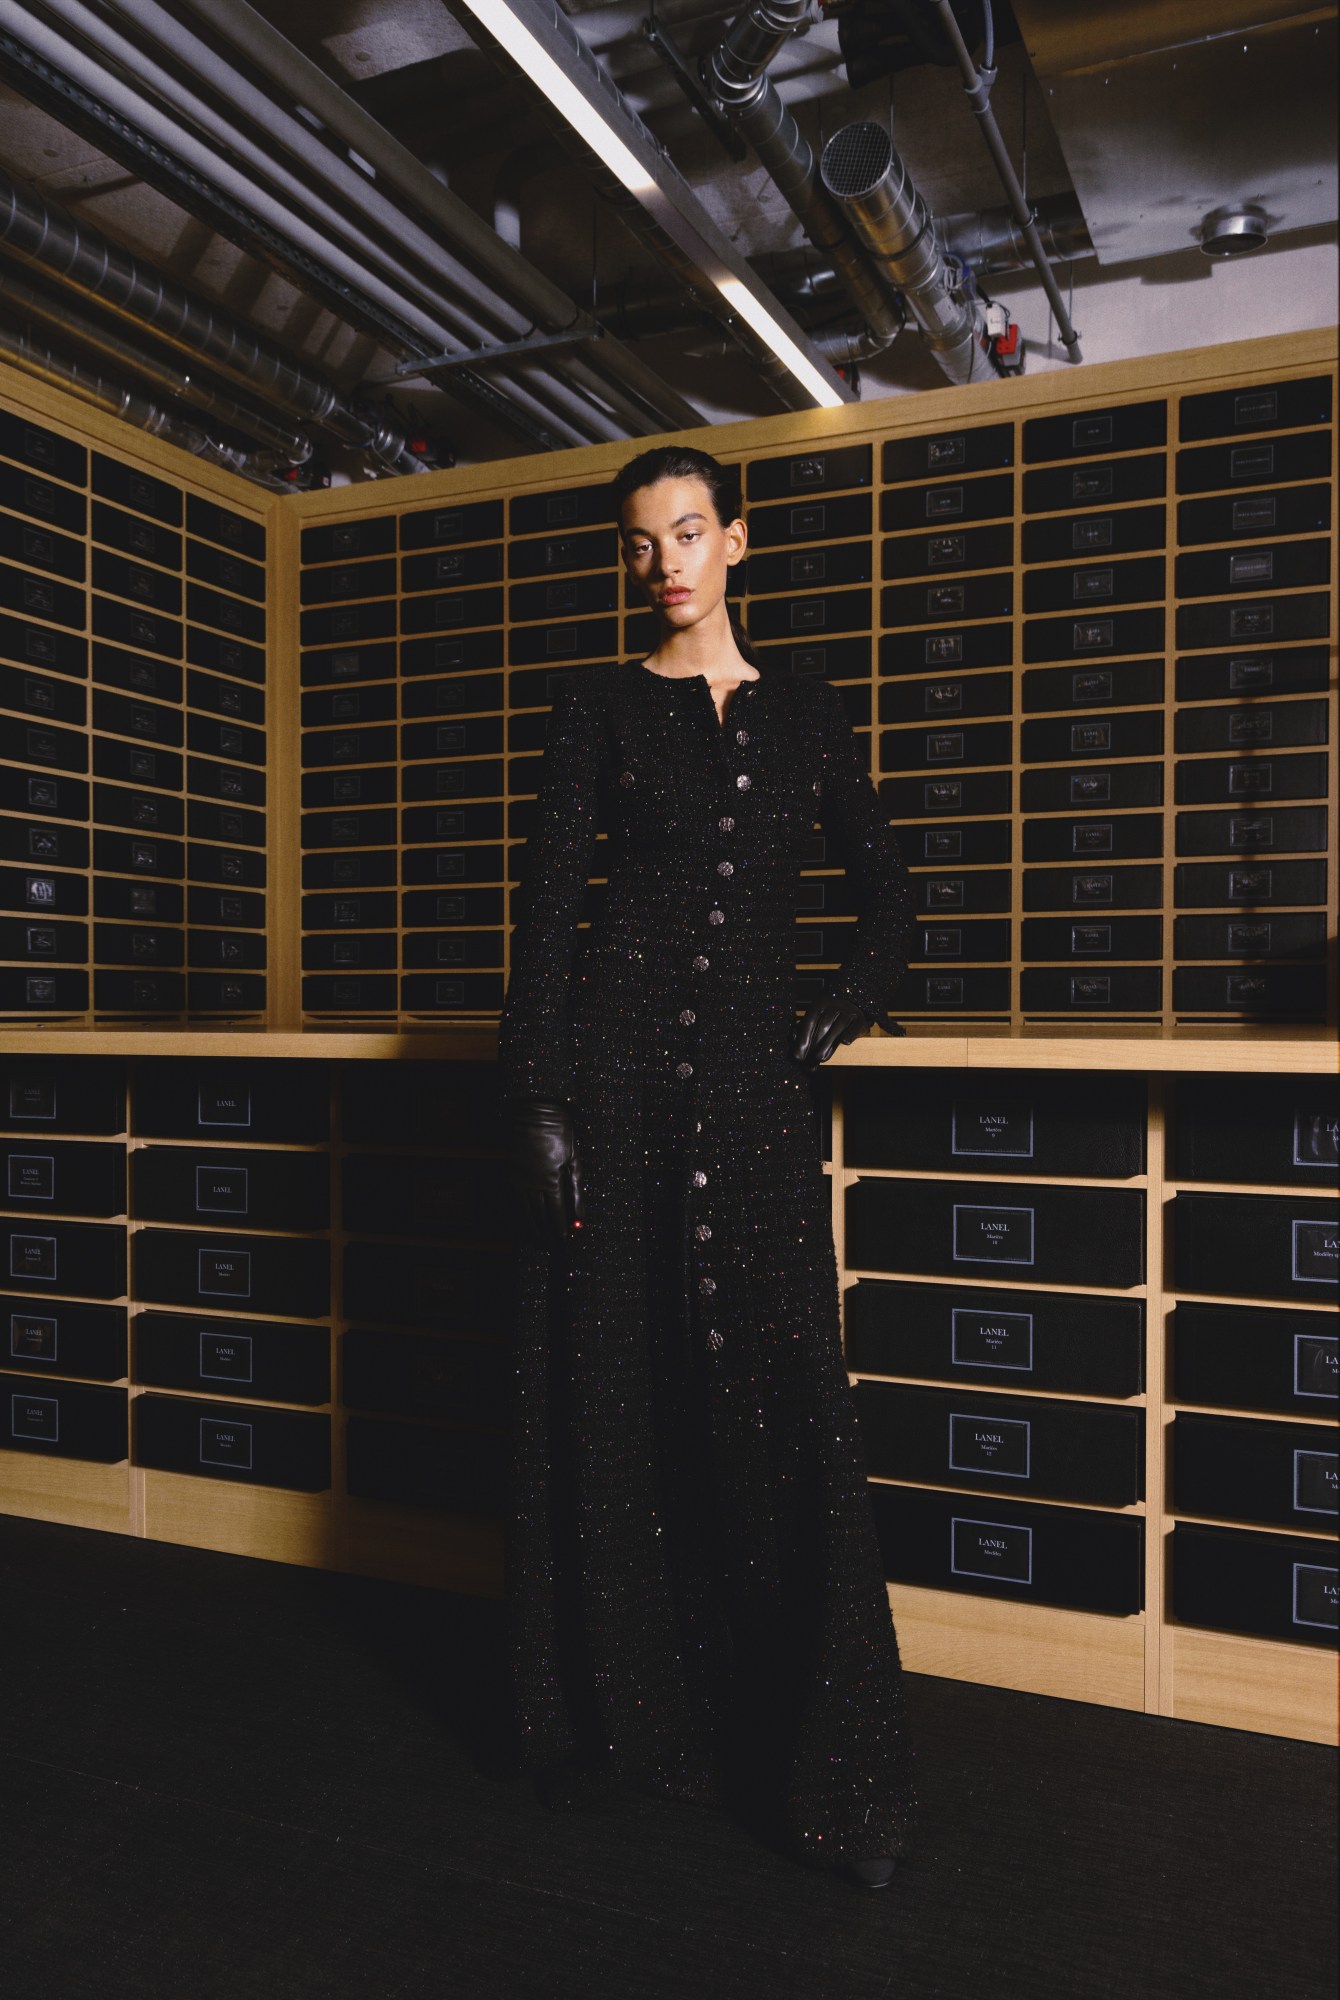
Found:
[498,660,917,1871]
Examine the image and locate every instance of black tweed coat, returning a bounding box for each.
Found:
[498,658,917,1870]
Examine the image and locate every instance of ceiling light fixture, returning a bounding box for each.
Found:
[453,0,852,410]
[1199,204,1270,257]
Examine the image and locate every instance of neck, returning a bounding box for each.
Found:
[645,598,748,679]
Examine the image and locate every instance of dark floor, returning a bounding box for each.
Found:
[0,1514,1335,2000]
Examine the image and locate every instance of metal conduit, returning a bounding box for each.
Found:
[819,121,997,385]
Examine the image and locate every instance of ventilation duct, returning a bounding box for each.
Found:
[819,122,996,385]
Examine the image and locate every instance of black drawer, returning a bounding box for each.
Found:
[881,575,1012,628]
[134,1310,330,1404]
[400,498,503,549]
[1174,1190,1339,1300]
[187,887,264,929]
[1024,608,1165,664]
[188,972,265,1014]
[748,443,870,499]
[879,670,1012,725]
[1,1060,124,1135]
[187,802,265,850]
[1177,485,1331,546]
[750,589,872,641]
[884,970,1012,1014]
[342,1152,506,1240]
[1024,814,1162,863]
[186,757,265,808]
[1022,661,1163,714]
[301,850,396,891]
[1174,1412,1336,1529]
[1172,1523,1336,1648]
[1023,453,1166,515]
[400,674,503,720]
[187,495,265,561]
[1173,858,1326,906]
[880,622,1013,676]
[401,887,504,930]
[876,772,1012,820]
[0,562,84,631]
[186,670,263,726]
[401,802,504,846]
[910,870,1011,916]
[881,472,1014,534]
[858,1381,1143,1505]
[401,930,503,970]
[93,646,182,702]
[1175,699,1328,755]
[1,863,89,916]
[2,1138,124,1216]
[845,1069,1145,1176]
[0,913,86,963]
[302,934,394,972]
[402,635,504,683]
[0,466,85,534]
[1,662,86,726]
[93,788,185,839]
[507,619,618,668]
[847,1277,1142,1396]
[0,410,86,484]
[301,725,397,770]
[133,1147,328,1231]
[1022,864,1162,911]
[1022,505,1166,564]
[1022,917,1163,962]
[507,527,616,577]
[1,1218,125,1298]
[1174,804,1328,856]
[401,972,504,1011]
[186,628,264,683]
[402,545,505,595]
[1174,1301,1337,1416]
[750,543,873,595]
[92,548,181,615]
[1177,540,1331,601]
[880,723,1012,772]
[301,769,397,811]
[1180,374,1333,443]
[754,637,872,683]
[302,807,398,850]
[1174,965,1327,1017]
[0,969,89,1013]
[1174,913,1325,960]
[869,1483,1144,1614]
[749,494,873,548]
[1174,751,1328,805]
[19,719,88,774]
[300,600,396,648]
[187,844,265,889]
[341,1061,499,1147]
[0,818,89,870]
[301,517,395,568]
[90,922,183,968]
[1174,1075,1338,1186]
[186,584,265,643]
[301,682,396,728]
[1176,592,1329,652]
[135,1228,330,1317]
[301,974,396,1012]
[91,454,178,524]
[343,1241,510,1333]
[915,919,1010,963]
[133,1061,329,1143]
[299,641,396,688]
[1024,555,1164,614]
[1175,644,1329,704]
[1024,400,1166,462]
[897,821,1012,867]
[342,1328,506,1428]
[345,1414,505,1515]
[401,761,504,805]
[508,573,618,624]
[2,1374,126,1461]
[1022,712,1164,764]
[401,844,504,886]
[847,1176,1144,1287]
[90,599,181,659]
[1175,429,1332,494]
[0,768,88,821]
[4,1296,125,1379]
[93,970,185,1012]
[1021,967,1162,1012]
[134,1393,330,1491]
[1021,762,1163,813]
[402,717,504,762]
[883,423,1013,484]
[92,740,181,793]
[881,523,1012,581]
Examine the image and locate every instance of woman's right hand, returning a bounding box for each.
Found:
[505,1098,585,1247]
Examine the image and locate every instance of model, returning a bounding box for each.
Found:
[498,444,917,1888]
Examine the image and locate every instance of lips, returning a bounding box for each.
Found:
[660,590,691,605]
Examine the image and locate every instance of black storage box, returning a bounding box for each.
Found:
[1171,1522,1336,1647]
[132,1060,330,1143]
[1,1060,125,1134]
[135,1229,330,1318]
[2,1219,126,1298]
[846,1177,1145,1288]
[1174,1191,1339,1301]
[845,1277,1144,1397]
[1174,1301,1336,1415]
[1173,1412,1337,1529]
[2,1138,125,1216]
[133,1311,330,1404]
[1174,1074,1338,1186]
[134,1393,330,1490]
[844,1069,1145,1177]
[857,1381,1144,1505]
[345,1414,505,1515]
[2,1373,126,1461]
[342,1241,511,1334]
[133,1147,330,1232]
[4,1296,127,1379]
[869,1482,1143,1614]
[342,1328,506,1426]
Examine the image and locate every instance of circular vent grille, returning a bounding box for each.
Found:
[819,122,894,201]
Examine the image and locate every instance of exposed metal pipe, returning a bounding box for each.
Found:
[703,0,904,346]
[928,0,1082,360]
[0,314,290,485]
[819,121,997,385]
[941,194,1093,277]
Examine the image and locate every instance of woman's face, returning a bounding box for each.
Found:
[619,475,746,633]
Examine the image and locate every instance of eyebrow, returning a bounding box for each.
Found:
[623,511,709,536]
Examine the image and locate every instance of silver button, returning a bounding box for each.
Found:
[812,780,822,796]
[699,1277,716,1296]
[735,729,749,745]
[692,1169,708,1187]
[695,1224,712,1242]
[736,774,751,792]
[619,770,635,788]
[716,861,733,877]
[679,1008,696,1025]
[692,954,709,971]
[676,1062,693,1079]
[718,816,734,833]
[708,908,724,925]
[707,1328,724,1351]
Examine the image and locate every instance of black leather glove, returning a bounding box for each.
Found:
[505,1098,584,1247]
[792,997,871,1070]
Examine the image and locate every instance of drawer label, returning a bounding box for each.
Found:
[953,1205,1036,1265]
[1069,773,1112,803]
[8,1154,54,1201]
[9,1234,57,1282]
[198,1249,252,1298]
[1293,1450,1338,1516]
[10,1312,57,1363]
[951,1102,1035,1159]
[1072,924,1113,955]
[1292,1221,1338,1285]
[11,1392,59,1443]
[951,1517,1033,1586]
[1293,1112,1339,1169]
[1292,1563,1338,1630]
[198,1085,251,1128]
[1073,823,1113,853]
[1293,1334,1337,1400]
[195,1165,249,1215]
[199,1330,255,1384]
[950,1412,1031,1479]
[952,1309,1034,1372]
[199,1416,253,1471]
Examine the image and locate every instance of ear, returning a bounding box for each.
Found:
[724,516,747,568]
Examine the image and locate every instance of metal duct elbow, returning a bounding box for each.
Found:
[705,0,810,106]
[819,121,997,386]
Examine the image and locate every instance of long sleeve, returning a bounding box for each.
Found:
[498,686,602,1103]
[815,681,916,1031]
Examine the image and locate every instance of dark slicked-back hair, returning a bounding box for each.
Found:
[611,445,759,665]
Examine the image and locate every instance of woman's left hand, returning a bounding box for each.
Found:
[792,997,870,1069]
